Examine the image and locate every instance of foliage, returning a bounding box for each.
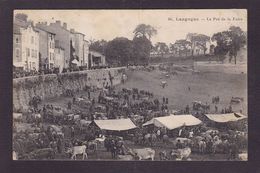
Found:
[170,39,192,56]
[132,36,152,65]
[133,24,157,40]
[211,26,246,64]
[89,39,108,55]
[105,37,133,66]
[187,33,210,55]
[154,42,169,56]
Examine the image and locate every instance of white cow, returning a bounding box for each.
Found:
[70,145,87,160]
[171,147,191,160]
[13,113,22,121]
[238,153,248,161]
[13,151,18,160]
[129,148,155,160]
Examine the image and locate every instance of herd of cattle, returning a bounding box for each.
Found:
[13,79,247,161]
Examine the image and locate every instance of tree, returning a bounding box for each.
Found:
[133,24,157,40]
[228,26,247,64]
[132,36,152,65]
[105,37,133,66]
[172,40,192,57]
[89,39,108,55]
[154,42,169,57]
[187,33,210,56]
[212,26,246,64]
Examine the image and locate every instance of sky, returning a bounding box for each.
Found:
[14,10,247,45]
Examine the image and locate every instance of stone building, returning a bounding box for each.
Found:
[36,21,71,69]
[54,40,65,73]
[35,26,56,71]
[13,15,40,71]
[70,29,85,67]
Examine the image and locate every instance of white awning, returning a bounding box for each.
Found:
[205,113,247,123]
[143,115,202,130]
[93,118,136,131]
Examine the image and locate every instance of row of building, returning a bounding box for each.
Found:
[13,14,106,73]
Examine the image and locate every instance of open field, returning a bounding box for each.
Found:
[117,69,247,114]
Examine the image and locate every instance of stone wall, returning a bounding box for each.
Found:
[13,67,126,111]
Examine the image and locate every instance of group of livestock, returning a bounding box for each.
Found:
[13,84,247,161]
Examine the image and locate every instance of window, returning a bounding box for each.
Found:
[50,42,51,49]
[16,38,19,44]
[26,48,30,57]
[31,49,33,58]
[32,62,36,69]
[31,36,34,44]
[15,48,20,58]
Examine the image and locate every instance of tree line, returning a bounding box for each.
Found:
[89,24,246,66]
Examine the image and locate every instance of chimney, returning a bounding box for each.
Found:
[70,29,75,33]
[56,20,61,26]
[63,22,67,29]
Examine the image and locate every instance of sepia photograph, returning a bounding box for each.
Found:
[12,9,247,161]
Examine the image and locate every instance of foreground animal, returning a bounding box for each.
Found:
[70,145,87,160]
[128,148,155,160]
[238,153,247,161]
[13,151,18,160]
[170,147,191,160]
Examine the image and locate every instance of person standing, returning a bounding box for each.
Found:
[71,126,75,138]
[165,98,168,104]
[68,101,72,110]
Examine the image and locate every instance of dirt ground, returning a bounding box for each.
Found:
[38,65,247,161]
[116,69,247,114]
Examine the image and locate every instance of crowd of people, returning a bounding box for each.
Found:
[13,80,247,160]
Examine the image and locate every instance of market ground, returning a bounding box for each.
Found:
[42,64,247,161]
[44,65,247,115]
[117,68,247,114]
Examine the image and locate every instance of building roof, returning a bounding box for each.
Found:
[93,118,136,131]
[143,115,202,130]
[35,26,56,35]
[14,19,39,33]
[205,113,247,123]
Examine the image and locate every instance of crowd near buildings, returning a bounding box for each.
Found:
[13,13,106,77]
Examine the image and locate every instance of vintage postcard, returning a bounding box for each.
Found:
[12,9,247,161]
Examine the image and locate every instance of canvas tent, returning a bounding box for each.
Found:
[93,118,136,131]
[143,115,202,130]
[204,113,247,123]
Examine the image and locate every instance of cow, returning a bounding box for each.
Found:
[13,151,18,160]
[170,147,191,161]
[238,153,247,161]
[13,113,23,122]
[128,148,155,160]
[70,145,87,160]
